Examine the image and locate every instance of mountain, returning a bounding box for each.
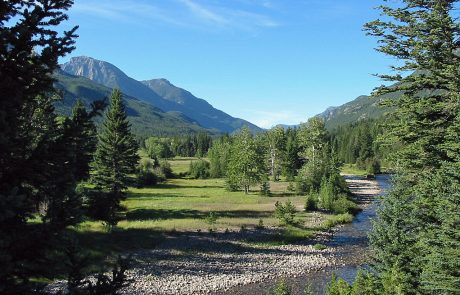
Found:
[141,78,261,133]
[61,56,262,133]
[317,93,396,130]
[54,69,211,137]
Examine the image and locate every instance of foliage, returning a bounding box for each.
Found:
[313,243,327,251]
[226,127,267,193]
[255,219,265,230]
[366,158,381,175]
[330,119,387,167]
[264,126,286,181]
[66,243,133,295]
[0,1,79,292]
[304,193,318,212]
[136,159,158,187]
[90,89,139,228]
[205,211,219,230]
[274,200,297,225]
[282,127,302,181]
[188,159,210,179]
[362,1,460,293]
[259,180,271,196]
[145,137,173,161]
[208,135,232,178]
[326,270,381,295]
[270,280,292,295]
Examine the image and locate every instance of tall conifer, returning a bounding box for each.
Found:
[90,89,139,227]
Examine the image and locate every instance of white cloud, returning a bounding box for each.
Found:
[179,0,228,25]
[72,0,280,31]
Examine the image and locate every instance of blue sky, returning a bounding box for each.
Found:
[62,0,392,128]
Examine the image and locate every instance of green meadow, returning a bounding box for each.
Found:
[45,157,353,280]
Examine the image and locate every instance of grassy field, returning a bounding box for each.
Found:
[47,157,354,280]
[340,163,368,176]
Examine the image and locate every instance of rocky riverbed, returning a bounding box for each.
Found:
[46,176,383,295]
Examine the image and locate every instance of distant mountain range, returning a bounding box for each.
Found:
[60,56,261,135]
[54,70,208,137]
[317,93,394,129]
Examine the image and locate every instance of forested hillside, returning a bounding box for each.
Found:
[61,56,262,134]
[54,70,211,137]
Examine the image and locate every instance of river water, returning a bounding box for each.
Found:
[224,174,391,295]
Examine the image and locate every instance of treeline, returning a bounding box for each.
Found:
[206,119,356,214]
[142,131,213,160]
[330,118,389,174]
[1,3,139,293]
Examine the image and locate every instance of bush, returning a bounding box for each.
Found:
[260,181,271,196]
[332,195,359,214]
[188,160,210,179]
[305,193,318,212]
[86,191,122,229]
[270,280,292,295]
[159,160,174,179]
[313,243,327,251]
[255,219,264,230]
[136,169,158,187]
[205,211,218,230]
[323,213,353,229]
[366,158,381,175]
[136,158,164,187]
[275,200,297,225]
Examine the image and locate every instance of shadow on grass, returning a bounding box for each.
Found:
[128,191,211,199]
[44,227,163,280]
[126,208,275,221]
[142,183,222,190]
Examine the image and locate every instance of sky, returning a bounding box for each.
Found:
[61,0,394,128]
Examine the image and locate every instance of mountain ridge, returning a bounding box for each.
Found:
[53,69,213,137]
[61,56,262,134]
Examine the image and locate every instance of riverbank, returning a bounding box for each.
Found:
[45,175,385,295]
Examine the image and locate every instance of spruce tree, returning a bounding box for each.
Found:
[0,1,78,292]
[364,0,460,293]
[90,89,139,227]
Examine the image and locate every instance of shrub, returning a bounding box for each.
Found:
[260,181,271,196]
[159,160,174,179]
[305,193,318,212]
[366,158,381,175]
[323,213,353,229]
[275,200,297,225]
[313,243,327,251]
[332,195,359,214]
[205,211,218,230]
[270,280,292,295]
[188,160,210,179]
[255,219,265,230]
[136,169,158,187]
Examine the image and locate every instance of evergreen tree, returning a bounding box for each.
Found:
[282,127,302,181]
[364,0,460,292]
[0,1,78,292]
[90,89,139,228]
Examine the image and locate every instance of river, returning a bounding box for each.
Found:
[223,174,391,295]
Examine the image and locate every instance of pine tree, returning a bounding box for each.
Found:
[0,1,78,292]
[282,127,301,181]
[364,0,460,292]
[90,89,139,227]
